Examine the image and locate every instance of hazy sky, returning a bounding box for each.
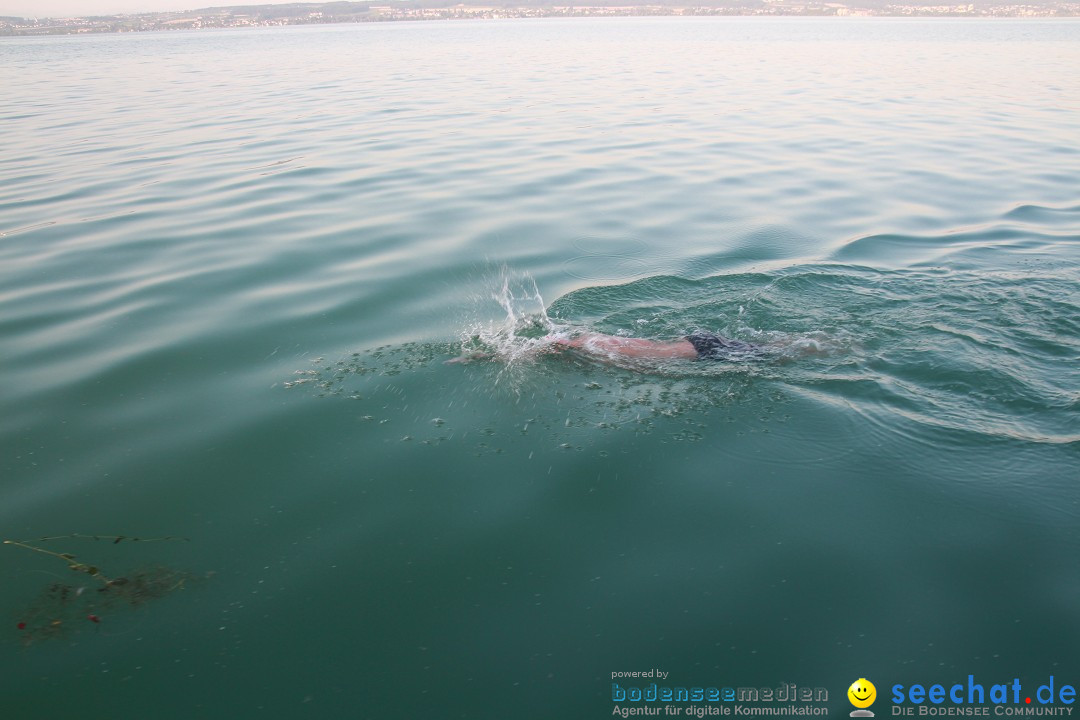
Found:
[4,0,306,18]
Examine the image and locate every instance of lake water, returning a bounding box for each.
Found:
[1,17,1078,719]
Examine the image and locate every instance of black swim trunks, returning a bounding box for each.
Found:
[685,332,763,361]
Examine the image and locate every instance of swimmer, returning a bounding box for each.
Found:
[447,331,767,364]
[554,331,766,362]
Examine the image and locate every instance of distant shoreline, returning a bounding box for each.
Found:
[3,1,1078,36]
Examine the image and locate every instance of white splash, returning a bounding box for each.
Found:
[457,270,572,366]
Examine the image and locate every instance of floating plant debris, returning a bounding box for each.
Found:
[5,535,202,647]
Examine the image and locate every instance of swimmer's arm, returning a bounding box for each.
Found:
[446,332,699,365]
[554,333,698,360]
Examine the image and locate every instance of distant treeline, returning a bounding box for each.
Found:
[188,0,1059,11]
[2,0,1075,29]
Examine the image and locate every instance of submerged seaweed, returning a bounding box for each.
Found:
[6,535,202,647]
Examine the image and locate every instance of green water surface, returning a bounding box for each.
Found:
[1,18,1078,719]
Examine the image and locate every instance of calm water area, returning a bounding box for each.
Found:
[1,17,1079,718]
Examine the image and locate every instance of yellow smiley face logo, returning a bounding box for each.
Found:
[848,679,877,709]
